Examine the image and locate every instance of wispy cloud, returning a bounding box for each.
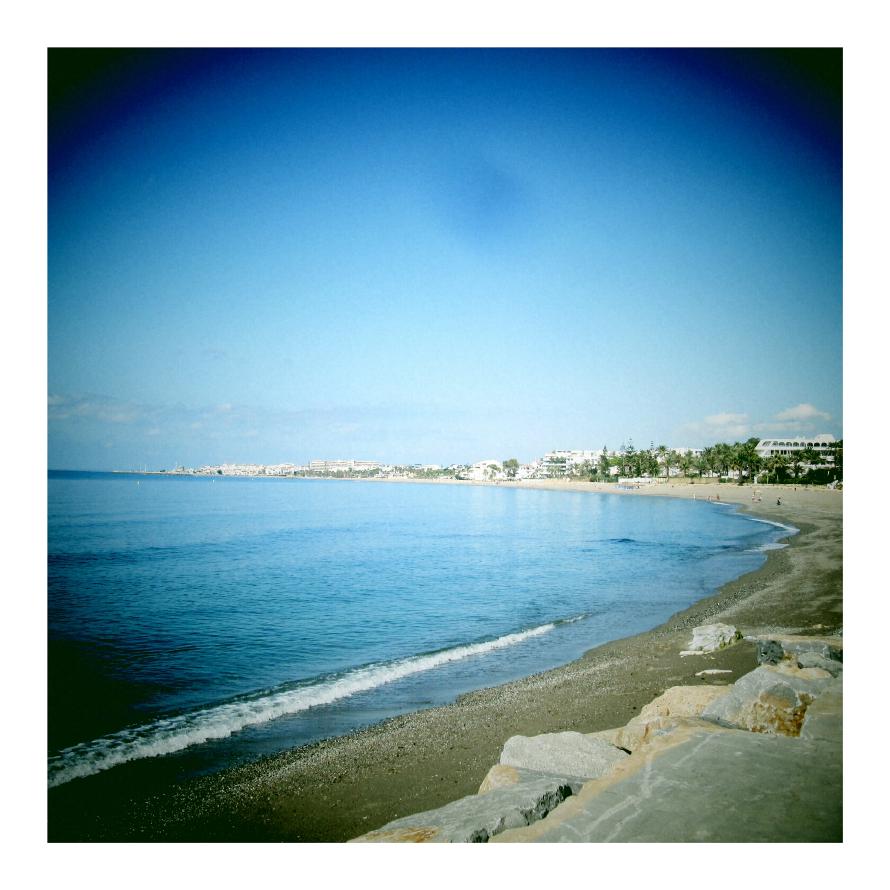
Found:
[682,412,751,441]
[774,403,831,423]
[683,402,839,445]
[49,392,399,464]
[47,393,144,424]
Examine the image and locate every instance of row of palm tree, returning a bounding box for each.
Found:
[576,439,842,485]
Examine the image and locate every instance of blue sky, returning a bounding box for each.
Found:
[48,49,842,469]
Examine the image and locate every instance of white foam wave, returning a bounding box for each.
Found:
[48,621,557,788]
[743,515,800,535]
[746,541,789,552]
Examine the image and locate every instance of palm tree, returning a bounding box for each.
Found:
[713,443,733,478]
[664,449,677,481]
[829,440,843,482]
[700,447,716,479]
[765,453,788,484]
[737,438,761,484]
[656,445,668,480]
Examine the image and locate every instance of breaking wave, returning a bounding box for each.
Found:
[48,617,575,788]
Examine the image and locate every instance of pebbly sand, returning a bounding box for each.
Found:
[48,479,842,842]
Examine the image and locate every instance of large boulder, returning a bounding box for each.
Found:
[478,764,585,795]
[614,685,729,752]
[751,634,843,666]
[701,664,834,736]
[499,731,628,779]
[350,773,578,843]
[584,727,621,746]
[680,623,741,656]
[640,685,731,719]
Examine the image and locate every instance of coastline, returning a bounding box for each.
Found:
[48,479,842,842]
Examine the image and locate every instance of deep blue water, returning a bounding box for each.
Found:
[47,471,790,787]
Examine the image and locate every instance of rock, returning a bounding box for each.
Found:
[499,731,628,779]
[350,773,579,843]
[493,710,842,843]
[701,664,834,736]
[478,764,585,795]
[614,686,729,752]
[753,634,843,666]
[584,727,621,746]
[681,623,740,655]
[755,639,785,664]
[352,826,440,843]
[796,652,843,677]
[772,662,832,681]
[641,685,730,719]
[478,764,521,794]
[615,714,682,752]
[800,679,843,744]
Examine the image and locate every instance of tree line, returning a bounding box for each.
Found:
[563,438,843,485]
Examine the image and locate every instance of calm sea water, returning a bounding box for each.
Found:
[48,471,791,788]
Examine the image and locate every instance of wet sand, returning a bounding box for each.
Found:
[48,480,842,842]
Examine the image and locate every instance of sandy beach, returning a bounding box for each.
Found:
[48,479,842,842]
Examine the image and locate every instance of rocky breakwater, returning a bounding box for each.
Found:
[350,625,842,843]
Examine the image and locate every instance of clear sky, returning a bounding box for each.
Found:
[48,48,842,470]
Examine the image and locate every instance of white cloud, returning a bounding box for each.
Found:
[752,421,802,433]
[683,412,751,442]
[704,412,748,426]
[47,393,142,424]
[774,403,831,422]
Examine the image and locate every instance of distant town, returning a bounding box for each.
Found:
[145,436,842,486]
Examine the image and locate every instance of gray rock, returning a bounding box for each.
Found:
[681,623,740,655]
[796,651,843,676]
[350,773,579,843]
[494,716,842,843]
[756,639,785,664]
[701,664,834,736]
[614,685,729,752]
[499,731,628,779]
[478,764,585,795]
[800,679,843,744]
[753,634,843,666]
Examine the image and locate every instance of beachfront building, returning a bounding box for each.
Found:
[308,459,381,473]
[465,460,505,481]
[541,450,599,477]
[755,436,836,462]
[516,460,543,479]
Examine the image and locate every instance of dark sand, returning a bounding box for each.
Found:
[48,481,842,842]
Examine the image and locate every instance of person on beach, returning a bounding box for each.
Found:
[777,497,782,506]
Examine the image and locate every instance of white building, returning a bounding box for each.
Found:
[308,459,381,472]
[541,450,598,476]
[755,436,836,461]
[466,460,504,481]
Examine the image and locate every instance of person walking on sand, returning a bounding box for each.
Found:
[777,497,782,506]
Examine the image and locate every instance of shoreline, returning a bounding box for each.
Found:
[47,480,842,841]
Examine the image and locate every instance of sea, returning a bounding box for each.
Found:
[47,471,794,791]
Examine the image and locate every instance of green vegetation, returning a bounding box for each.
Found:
[581,436,842,486]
